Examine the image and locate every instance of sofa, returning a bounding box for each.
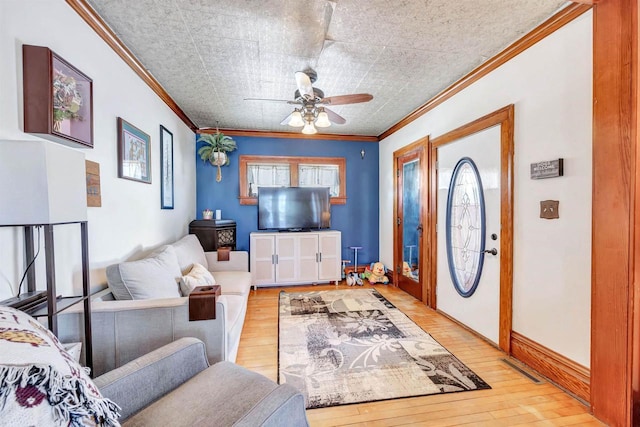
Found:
[59,234,252,376]
[0,306,308,426]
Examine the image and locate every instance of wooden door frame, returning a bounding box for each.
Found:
[591,0,639,424]
[429,104,515,353]
[393,136,430,304]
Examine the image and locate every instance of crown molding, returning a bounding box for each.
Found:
[65,0,198,132]
[378,3,593,141]
[198,128,379,142]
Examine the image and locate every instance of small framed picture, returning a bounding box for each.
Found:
[117,117,151,183]
[160,125,174,209]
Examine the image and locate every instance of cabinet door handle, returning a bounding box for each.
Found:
[319,253,322,262]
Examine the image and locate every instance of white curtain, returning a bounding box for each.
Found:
[298,164,340,196]
[247,164,290,196]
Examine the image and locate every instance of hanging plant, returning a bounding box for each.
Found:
[197,129,237,182]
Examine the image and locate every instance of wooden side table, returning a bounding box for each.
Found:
[189,219,236,251]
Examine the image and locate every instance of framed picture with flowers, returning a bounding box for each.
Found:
[23,45,94,148]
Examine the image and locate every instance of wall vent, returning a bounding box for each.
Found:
[501,358,543,384]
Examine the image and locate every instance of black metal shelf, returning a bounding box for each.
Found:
[26,295,89,317]
[1,222,93,372]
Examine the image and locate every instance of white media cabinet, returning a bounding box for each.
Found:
[250,230,341,287]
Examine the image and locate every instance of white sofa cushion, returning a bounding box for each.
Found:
[171,235,208,274]
[218,294,247,363]
[211,271,252,297]
[106,245,182,300]
[179,263,216,296]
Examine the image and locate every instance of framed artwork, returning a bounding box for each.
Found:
[23,45,94,148]
[117,117,151,183]
[160,125,174,209]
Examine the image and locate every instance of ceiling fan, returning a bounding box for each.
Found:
[245,68,373,134]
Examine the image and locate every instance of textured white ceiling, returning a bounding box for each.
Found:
[86,0,568,136]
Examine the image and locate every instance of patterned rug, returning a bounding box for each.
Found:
[278,289,490,409]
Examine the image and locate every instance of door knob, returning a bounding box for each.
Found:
[416,224,423,235]
[483,248,498,256]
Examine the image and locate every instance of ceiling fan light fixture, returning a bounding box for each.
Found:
[288,110,304,127]
[302,121,317,135]
[315,110,331,128]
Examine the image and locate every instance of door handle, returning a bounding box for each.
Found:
[483,248,498,256]
[416,224,423,235]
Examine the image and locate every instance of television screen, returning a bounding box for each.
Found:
[258,187,331,230]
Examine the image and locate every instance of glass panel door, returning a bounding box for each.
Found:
[402,159,420,282]
[395,145,425,302]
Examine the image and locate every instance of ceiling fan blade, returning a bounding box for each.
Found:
[295,71,314,99]
[244,97,299,105]
[321,93,373,105]
[280,112,294,126]
[324,107,346,125]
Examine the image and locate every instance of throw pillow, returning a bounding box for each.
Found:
[106,245,182,300]
[171,235,209,275]
[0,306,120,426]
[179,263,216,296]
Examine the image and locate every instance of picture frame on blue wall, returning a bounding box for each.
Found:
[117,117,151,184]
[160,125,174,209]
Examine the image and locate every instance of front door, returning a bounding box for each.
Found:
[430,105,514,352]
[436,127,501,344]
[394,138,428,301]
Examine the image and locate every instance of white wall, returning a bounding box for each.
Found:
[379,12,592,367]
[0,0,196,300]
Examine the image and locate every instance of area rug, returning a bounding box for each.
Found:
[278,289,490,409]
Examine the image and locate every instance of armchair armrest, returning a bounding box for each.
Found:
[235,384,309,427]
[205,250,248,272]
[94,338,209,422]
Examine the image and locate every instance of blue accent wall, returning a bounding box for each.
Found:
[196,136,379,266]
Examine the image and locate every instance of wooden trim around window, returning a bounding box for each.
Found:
[238,155,346,205]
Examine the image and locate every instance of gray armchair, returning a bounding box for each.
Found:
[95,337,309,426]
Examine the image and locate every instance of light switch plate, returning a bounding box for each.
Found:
[540,200,559,219]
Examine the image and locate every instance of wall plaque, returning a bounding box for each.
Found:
[540,200,559,219]
[86,160,101,207]
[531,158,563,179]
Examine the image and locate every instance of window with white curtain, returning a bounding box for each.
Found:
[298,164,340,197]
[239,155,346,205]
[247,164,290,196]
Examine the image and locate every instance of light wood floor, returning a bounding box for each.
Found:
[235,283,603,426]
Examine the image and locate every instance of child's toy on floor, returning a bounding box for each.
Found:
[341,260,351,280]
[346,271,363,286]
[368,262,389,284]
[361,265,372,281]
[402,262,413,277]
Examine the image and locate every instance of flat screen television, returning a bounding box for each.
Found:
[258,187,331,231]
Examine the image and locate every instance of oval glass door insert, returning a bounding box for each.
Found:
[446,157,486,297]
